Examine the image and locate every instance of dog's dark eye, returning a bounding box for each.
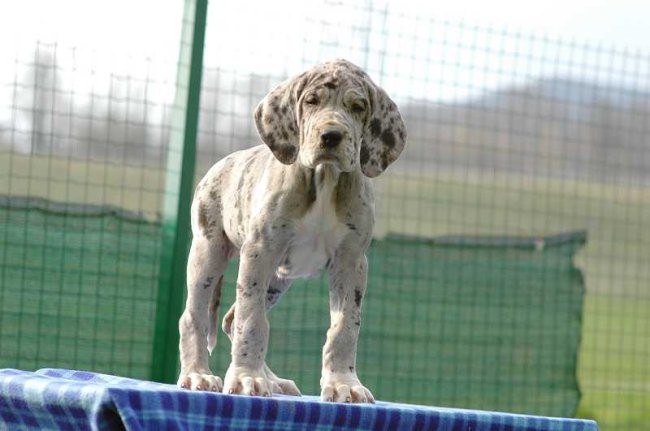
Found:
[351,101,366,114]
[304,94,319,105]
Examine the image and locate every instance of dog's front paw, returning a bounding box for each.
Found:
[263,363,301,396]
[223,365,273,397]
[178,370,223,392]
[320,372,375,403]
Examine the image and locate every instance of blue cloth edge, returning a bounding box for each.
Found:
[0,368,599,431]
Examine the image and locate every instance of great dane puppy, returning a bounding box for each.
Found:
[177,59,406,403]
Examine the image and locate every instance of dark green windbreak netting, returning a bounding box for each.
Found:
[247,232,586,417]
[0,198,162,378]
[0,198,585,417]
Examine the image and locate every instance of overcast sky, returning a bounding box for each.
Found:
[3,0,649,54]
[1,0,648,106]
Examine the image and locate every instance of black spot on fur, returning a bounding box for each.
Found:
[209,276,222,312]
[263,113,275,126]
[202,276,214,289]
[360,145,370,166]
[277,144,297,163]
[307,171,317,204]
[381,151,391,170]
[324,81,337,89]
[369,118,382,137]
[197,202,212,239]
[398,127,406,142]
[380,129,396,148]
[354,289,363,307]
[346,223,357,231]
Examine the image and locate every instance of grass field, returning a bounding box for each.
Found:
[1,152,648,430]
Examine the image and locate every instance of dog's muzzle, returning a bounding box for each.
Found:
[304,124,347,166]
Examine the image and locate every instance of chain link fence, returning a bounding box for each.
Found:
[1,1,648,429]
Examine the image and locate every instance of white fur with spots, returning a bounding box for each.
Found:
[177,59,406,403]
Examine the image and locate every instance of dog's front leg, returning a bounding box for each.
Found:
[222,238,279,397]
[321,252,375,403]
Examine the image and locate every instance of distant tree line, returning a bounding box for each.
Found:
[2,44,649,184]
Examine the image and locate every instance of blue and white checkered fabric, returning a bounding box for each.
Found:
[0,368,597,431]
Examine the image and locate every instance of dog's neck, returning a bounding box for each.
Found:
[312,163,341,190]
[302,163,338,208]
[308,163,367,222]
[282,161,364,220]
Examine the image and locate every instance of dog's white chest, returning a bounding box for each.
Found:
[276,170,348,279]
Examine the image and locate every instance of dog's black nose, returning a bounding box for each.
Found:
[320,130,343,148]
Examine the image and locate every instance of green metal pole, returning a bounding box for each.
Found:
[151,0,208,383]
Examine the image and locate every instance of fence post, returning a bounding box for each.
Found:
[151,0,208,383]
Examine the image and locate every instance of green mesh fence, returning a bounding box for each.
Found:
[212,231,587,417]
[0,198,161,378]
[1,1,649,430]
[0,197,585,417]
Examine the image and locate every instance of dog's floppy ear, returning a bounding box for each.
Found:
[360,82,407,177]
[254,72,308,164]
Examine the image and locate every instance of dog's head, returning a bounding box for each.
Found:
[254,59,406,177]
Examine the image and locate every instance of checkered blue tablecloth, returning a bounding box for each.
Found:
[0,368,597,431]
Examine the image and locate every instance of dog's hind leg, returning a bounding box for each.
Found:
[178,200,233,392]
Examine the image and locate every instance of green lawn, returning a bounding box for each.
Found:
[0,152,165,221]
[1,153,648,430]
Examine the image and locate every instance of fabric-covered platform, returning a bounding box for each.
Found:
[0,369,597,430]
